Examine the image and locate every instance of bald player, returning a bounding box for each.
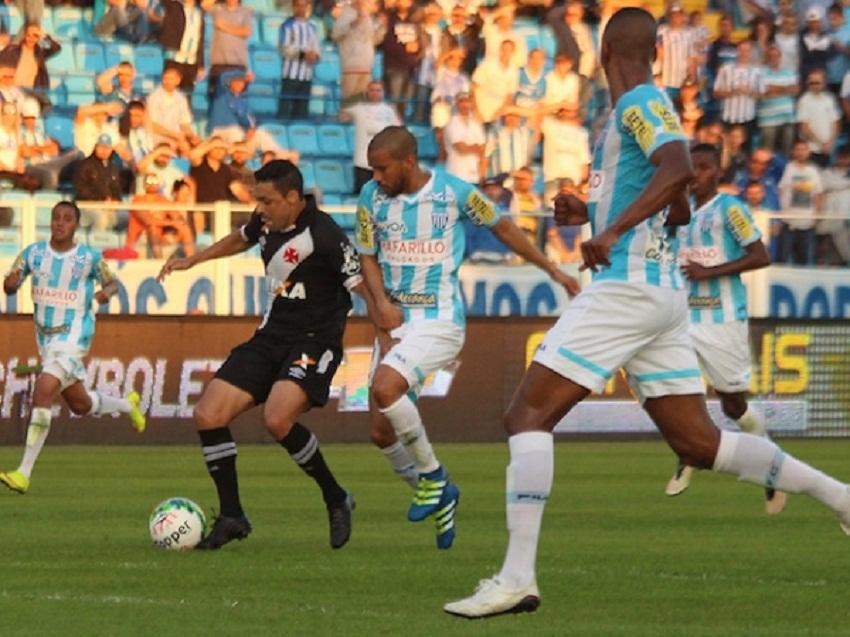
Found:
[444,8,850,618]
[354,126,579,550]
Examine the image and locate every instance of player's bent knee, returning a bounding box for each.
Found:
[369,422,396,448]
[67,398,91,415]
[194,403,228,430]
[370,382,402,411]
[263,413,296,439]
[720,394,748,421]
[674,436,718,470]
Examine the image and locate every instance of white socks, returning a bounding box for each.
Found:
[499,431,553,589]
[18,407,52,480]
[713,430,850,513]
[87,391,132,416]
[380,441,419,489]
[379,395,439,475]
[735,406,766,437]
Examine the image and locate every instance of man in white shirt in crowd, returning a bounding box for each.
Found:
[117,100,156,173]
[656,4,698,101]
[444,91,486,183]
[779,139,823,265]
[74,100,123,158]
[339,80,400,193]
[481,4,527,67]
[714,39,764,149]
[817,144,850,264]
[543,52,588,119]
[536,103,590,205]
[0,101,39,191]
[797,68,841,167]
[472,38,520,125]
[18,98,81,190]
[133,142,187,194]
[147,66,200,155]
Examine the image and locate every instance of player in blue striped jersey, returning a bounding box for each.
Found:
[355,126,578,550]
[664,144,784,513]
[447,9,850,619]
[1,202,145,495]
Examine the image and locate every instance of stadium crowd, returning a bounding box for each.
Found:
[0,0,848,265]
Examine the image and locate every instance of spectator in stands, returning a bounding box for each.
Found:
[278,0,321,120]
[689,9,710,58]
[798,68,842,166]
[19,98,81,190]
[656,4,698,102]
[485,106,532,178]
[758,43,798,157]
[826,4,850,95]
[707,14,737,80]
[544,177,582,264]
[330,0,385,101]
[561,0,596,80]
[507,165,542,251]
[96,62,144,106]
[734,147,783,211]
[134,142,186,194]
[208,0,253,109]
[189,136,239,207]
[379,0,426,120]
[695,118,725,147]
[147,66,200,155]
[820,144,850,264]
[472,38,519,125]
[465,175,513,263]
[444,90,486,183]
[515,47,546,119]
[0,61,26,110]
[338,79,400,193]
[747,15,773,64]
[543,52,589,117]
[0,22,60,104]
[779,139,823,265]
[73,133,123,230]
[94,0,151,43]
[713,40,763,149]
[744,178,767,208]
[0,101,40,191]
[117,100,155,171]
[800,6,832,82]
[227,141,256,207]
[128,172,196,258]
[480,4,526,67]
[537,103,590,205]
[720,124,749,183]
[74,100,123,157]
[774,13,800,75]
[12,0,43,27]
[675,76,703,139]
[544,0,582,77]
[159,0,215,91]
[439,3,481,76]
[413,1,443,124]
[430,46,469,136]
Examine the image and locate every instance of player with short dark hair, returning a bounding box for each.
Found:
[1,202,146,495]
[445,8,850,618]
[159,160,378,550]
[355,126,578,550]
[663,144,784,512]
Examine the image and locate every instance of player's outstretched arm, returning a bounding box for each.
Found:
[489,217,581,297]
[582,141,693,271]
[359,254,403,331]
[94,280,119,305]
[3,270,22,295]
[683,239,770,281]
[157,229,251,282]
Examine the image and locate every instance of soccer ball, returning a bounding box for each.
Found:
[148,497,207,551]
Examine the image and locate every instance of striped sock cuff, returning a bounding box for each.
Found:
[289,433,318,466]
[203,442,237,463]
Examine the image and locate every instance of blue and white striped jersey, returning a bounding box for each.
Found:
[279,18,320,81]
[680,193,761,323]
[587,83,687,289]
[11,242,114,350]
[354,167,500,326]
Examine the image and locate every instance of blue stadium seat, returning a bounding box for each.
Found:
[408,125,438,160]
[259,122,287,148]
[251,48,282,81]
[247,14,263,48]
[309,17,326,41]
[64,75,96,107]
[1,6,23,35]
[314,160,348,195]
[75,42,107,73]
[372,52,383,80]
[299,160,316,190]
[247,81,277,116]
[52,7,84,39]
[261,15,284,46]
[308,83,330,117]
[45,115,75,150]
[48,77,66,109]
[172,158,191,175]
[322,194,342,205]
[134,45,164,77]
[45,40,76,76]
[317,123,349,156]
[313,53,339,84]
[104,42,135,68]
[287,123,319,156]
[540,26,557,58]
[191,93,208,114]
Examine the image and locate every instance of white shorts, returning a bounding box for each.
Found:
[533,280,705,402]
[688,321,752,394]
[40,343,87,391]
[371,319,465,394]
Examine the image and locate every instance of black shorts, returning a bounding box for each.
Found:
[214,333,342,408]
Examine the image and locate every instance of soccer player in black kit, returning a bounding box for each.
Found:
[159,160,379,550]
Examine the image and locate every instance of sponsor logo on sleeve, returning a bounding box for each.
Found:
[727,205,754,243]
[649,99,684,135]
[355,205,376,251]
[621,105,656,153]
[465,190,497,226]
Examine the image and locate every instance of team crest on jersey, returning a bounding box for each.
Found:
[422,190,455,204]
[340,242,360,276]
[71,253,88,279]
[431,210,449,230]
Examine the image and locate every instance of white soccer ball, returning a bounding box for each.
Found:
[149,497,207,551]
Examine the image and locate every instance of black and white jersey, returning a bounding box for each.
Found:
[241,200,363,342]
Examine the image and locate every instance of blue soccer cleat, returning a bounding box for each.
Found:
[408,466,449,522]
[435,481,460,550]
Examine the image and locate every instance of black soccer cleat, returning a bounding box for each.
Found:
[327,491,355,549]
[195,514,253,550]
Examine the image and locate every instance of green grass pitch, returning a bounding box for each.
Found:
[1,441,849,637]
